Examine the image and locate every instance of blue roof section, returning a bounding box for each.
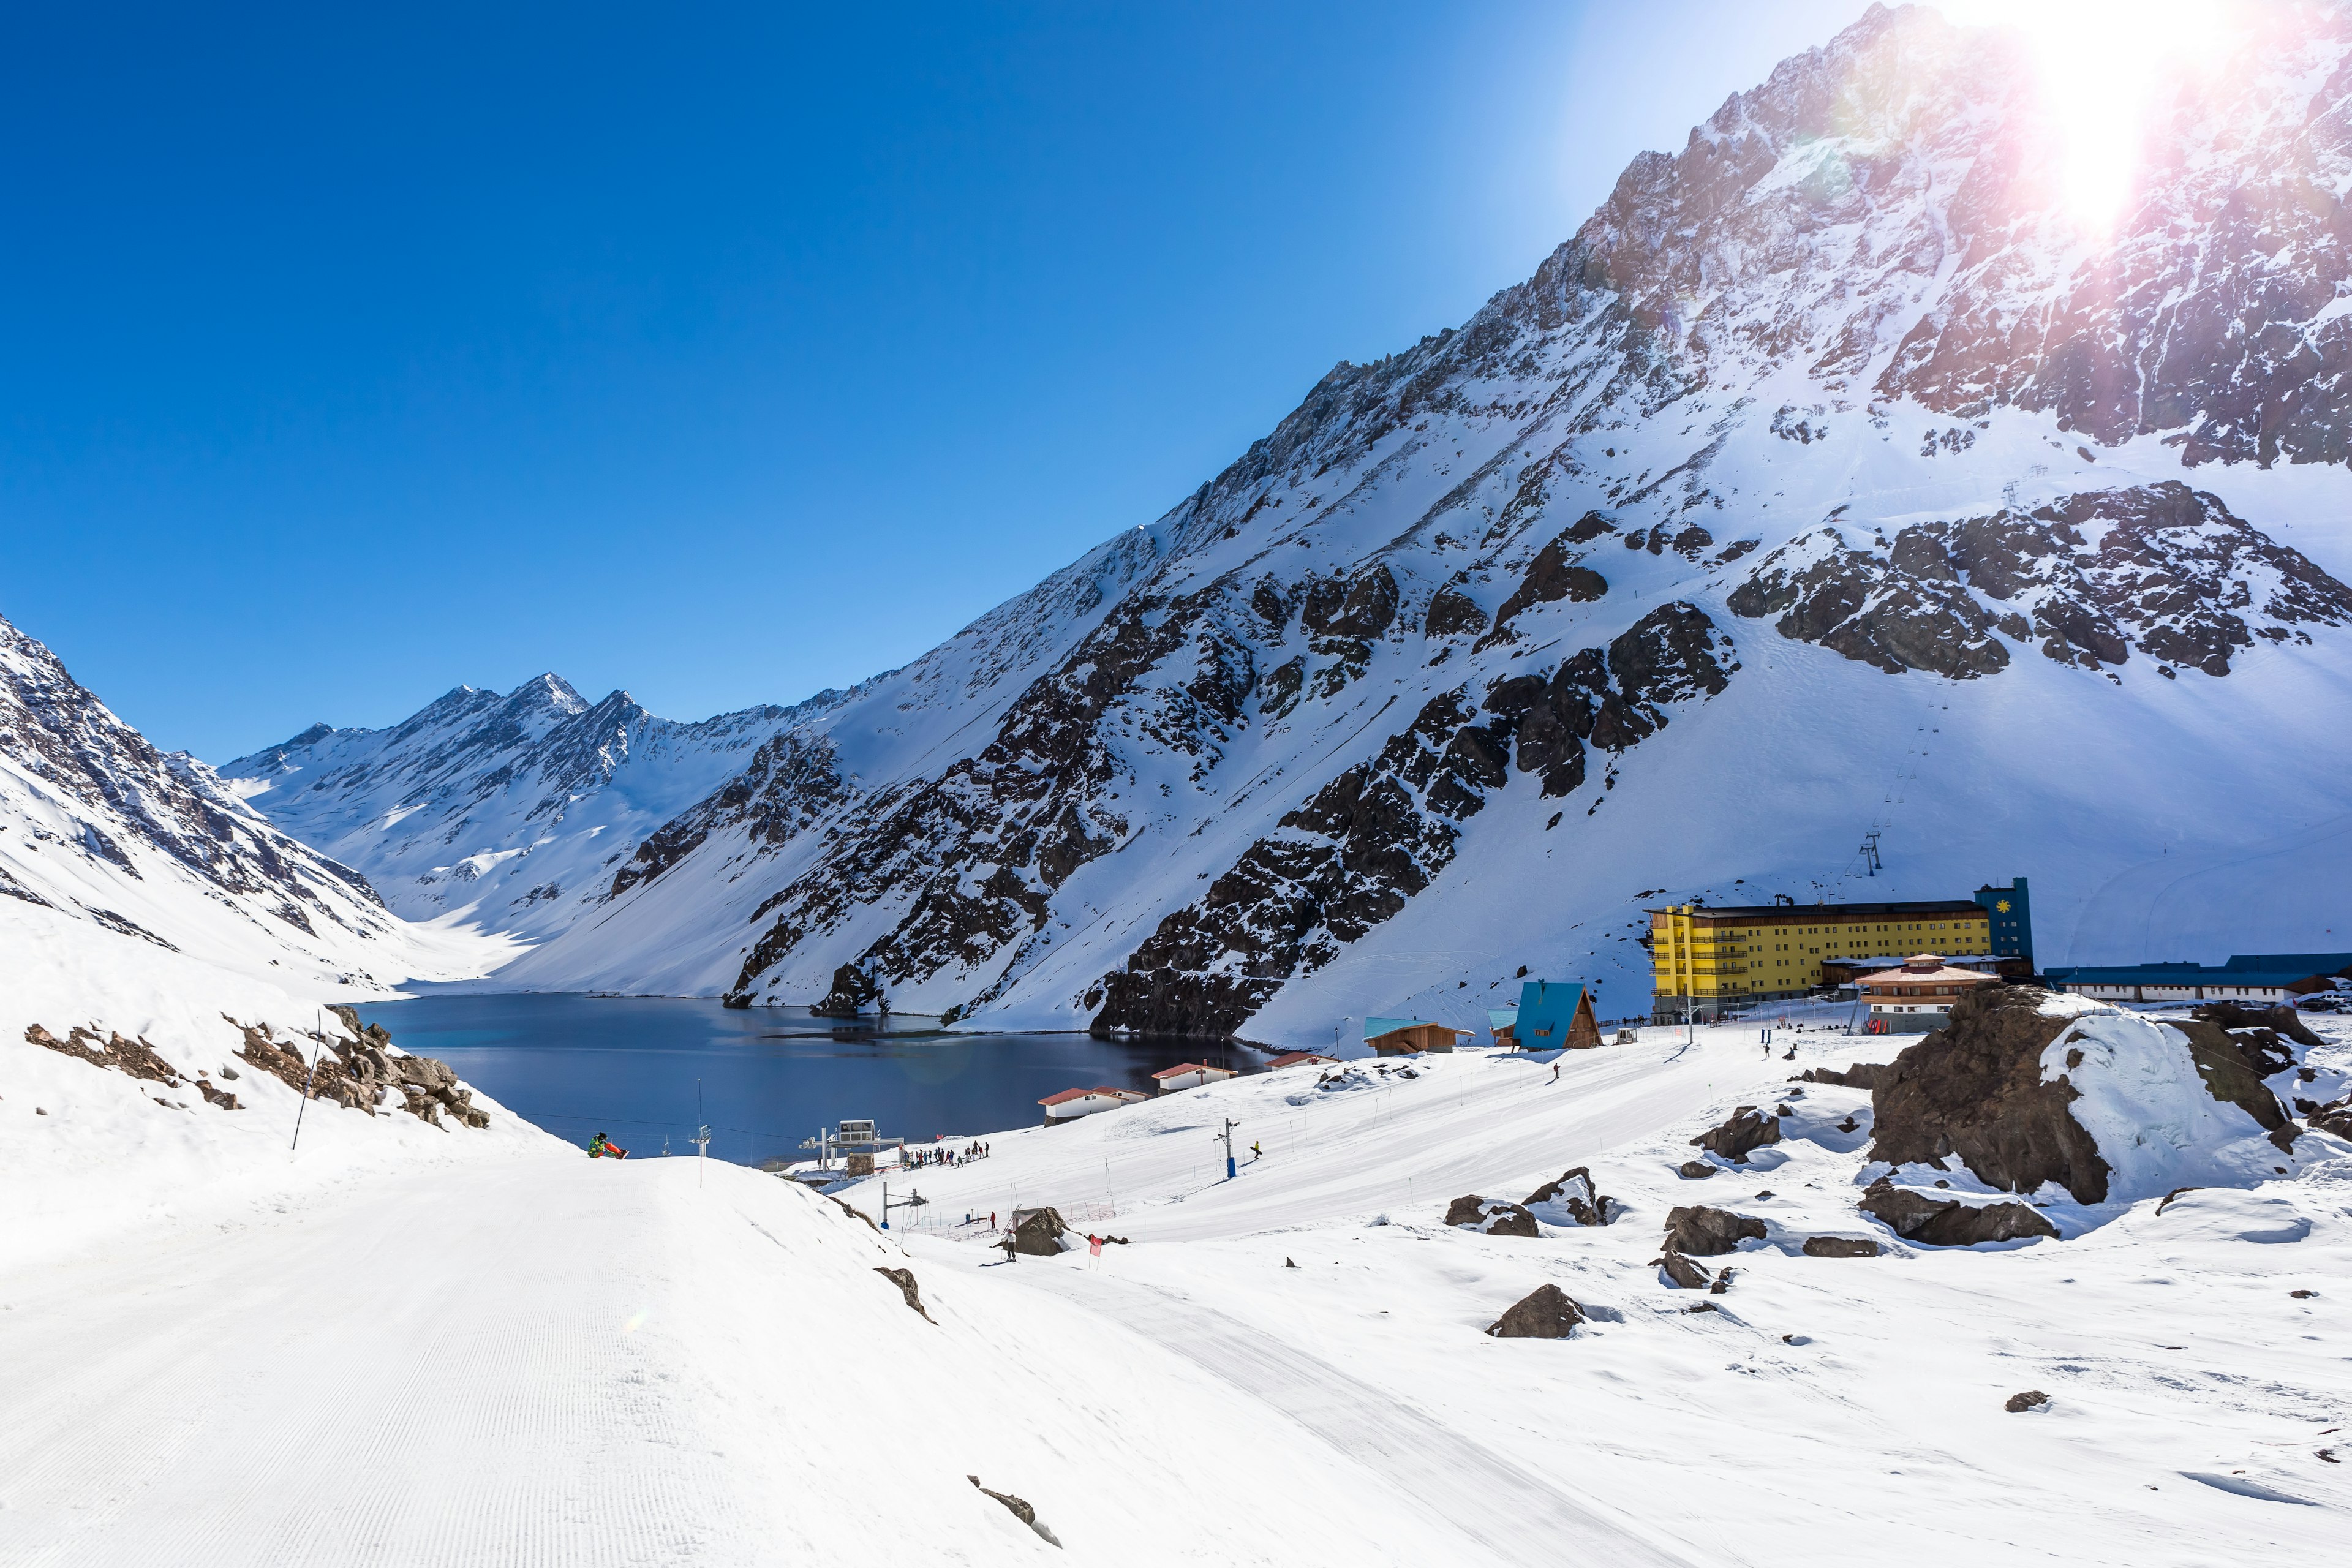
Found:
[2053,963,2334,987]
[2226,952,2352,974]
[1512,980,1588,1045]
[1363,1017,1466,1039]
[1488,1007,1518,1030]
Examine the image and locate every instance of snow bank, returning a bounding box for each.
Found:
[2040,1002,2297,1206]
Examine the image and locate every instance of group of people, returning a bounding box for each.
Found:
[903,1139,989,1170]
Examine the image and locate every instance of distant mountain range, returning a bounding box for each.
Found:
[154,4,2352,1042]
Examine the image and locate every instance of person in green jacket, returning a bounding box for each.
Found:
[589,1131,629,1159]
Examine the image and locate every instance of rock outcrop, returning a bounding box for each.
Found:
[1524,1167,1613,1226]
[1485,1283,1586,1339]
[1445,1196,1542,1238]
[1010,1208,1070,1256]
[873,1267,934,1323]
[1689,1106,1782,1164]
[1801,1063,1890,1091]
[1868,987,2301,1204]
[1801,1235,1881,1258]
[1663,1205,1766,1256]
[1866,988,2101,1196]
[1859,1180,2057,1246]
[812,963,881,1018]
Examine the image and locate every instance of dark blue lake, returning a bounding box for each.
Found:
[356,993,1260,1165]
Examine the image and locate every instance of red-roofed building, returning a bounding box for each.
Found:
[1038,1086,1148,1123]
[1151,1063,1241,1093]
[1265,1052,1339,1071]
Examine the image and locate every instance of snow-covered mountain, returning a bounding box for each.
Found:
[241,4,2352,1044]
[0,610,458,993]
[221,677,844,943]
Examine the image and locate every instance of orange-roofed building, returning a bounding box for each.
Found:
[1857,954,2002,1033]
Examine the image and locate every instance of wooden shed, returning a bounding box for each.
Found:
[1363,1017,1476,1056]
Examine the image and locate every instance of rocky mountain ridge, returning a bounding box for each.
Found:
[221,674,844,943]
[236,4,2352,1044]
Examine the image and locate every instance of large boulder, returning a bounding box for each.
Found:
[1801,1235,1882,1258]
[1485,1283,1586,1339]
[2191,1000,2321,1052]
[1868,987,2296,1206]
[1859,1180,2057,1246]
[1524,1167,1613,1226]
[1664,1205,1766,1256]
[1445,1196,1540,1238]
[1689,1106,1782,1164]
[813,963,881,1017]
[1011,1208,1070,1256]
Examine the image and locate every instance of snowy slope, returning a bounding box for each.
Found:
[219,676,844,944]
[1,611,502,997]
[851,1006,2352,1566]
[246,4,2352,1041]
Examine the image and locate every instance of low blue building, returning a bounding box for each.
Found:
[2046,951,2351,1005]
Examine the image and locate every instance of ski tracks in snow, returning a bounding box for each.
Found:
[0,1159,742,1567]
[1011,1264,1705,1568]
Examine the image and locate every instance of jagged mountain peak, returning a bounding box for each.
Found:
[245,7,2352,1041]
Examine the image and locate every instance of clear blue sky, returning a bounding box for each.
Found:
[1,1,1870,760]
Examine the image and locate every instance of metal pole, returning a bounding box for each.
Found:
[290,1014,320,1152]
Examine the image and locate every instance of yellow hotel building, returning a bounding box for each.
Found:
[1648,897,1998,1023]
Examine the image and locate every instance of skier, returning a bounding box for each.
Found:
[1550,1064,1560,1084]
[589,1131,629,1159]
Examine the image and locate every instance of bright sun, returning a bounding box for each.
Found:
[1932,0,2247,230]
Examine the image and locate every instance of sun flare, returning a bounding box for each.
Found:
[1936,0,2247,230]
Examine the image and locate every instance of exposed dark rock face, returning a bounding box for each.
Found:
[1663,1205,1766,1256]
[1486,1283,1586,1339]
[2005,1391,2051,1414]
[1801,1236,1881,1258]
[609,731,845,900]
[1732,486,2352,678]
[1525,1166,1612,1226]
[1676,1160,1719,1180]
[1485,525,1610,642]
[1867,987,2109,1200]
[968,1476,1061,1547]
[730,583,1255,1009]
[1444,1196,1542,1238]
[1423,584,1488,637]
[25,1024,187,1088]
[1728,529,2010,677]
[1801,1063,1890,1090]
[813,964,881,1018]
[1011,1208,1069,1256]
[0,612,393,947]
[2192,1000,2322,1055]
[1653,1246,1713,1290]
[31,1011,483,1129]
[1860,1180,2058,1246]
[1690,1106,1782,1164]
[1092,605,1732,1036]
[873,1267,934,1323]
